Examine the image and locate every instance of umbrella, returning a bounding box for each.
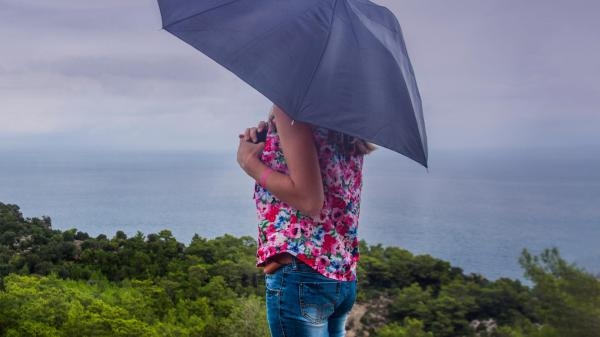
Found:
[157,0,428,167]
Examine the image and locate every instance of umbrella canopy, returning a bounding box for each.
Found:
[158,0,428,167]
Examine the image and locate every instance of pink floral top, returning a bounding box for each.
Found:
[254,120,364,281]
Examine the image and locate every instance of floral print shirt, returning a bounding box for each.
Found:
[254,120,364,281]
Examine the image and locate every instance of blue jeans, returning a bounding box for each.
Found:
[264,256,357,337]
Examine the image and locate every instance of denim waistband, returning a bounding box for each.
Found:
[287,255,319,274]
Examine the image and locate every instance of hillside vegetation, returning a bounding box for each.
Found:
[1,202,598,337]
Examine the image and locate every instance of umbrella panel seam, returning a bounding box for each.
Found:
[161,0,243,30]
[226,2,336,75]
[296,0,338,119]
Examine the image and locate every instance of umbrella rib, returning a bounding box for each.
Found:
[223,2,337,84]
[351,2,400,35]
[230,7,321,62]
[348,1,428,162]
[162,0,244,30]
[343,1,361,49]
[296,0,338,118]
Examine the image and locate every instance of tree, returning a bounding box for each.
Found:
[375,318,434,337]
[222,296,269,337]
[519,248,600,337]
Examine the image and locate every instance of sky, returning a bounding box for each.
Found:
[1,0,599,154]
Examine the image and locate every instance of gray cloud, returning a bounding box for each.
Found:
[0,0,598,152]
[382,0,600,149]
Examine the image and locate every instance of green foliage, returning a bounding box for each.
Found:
[0,274,157,337]
[519,248,600,337]
[2,202,599,337]
[493,323,560,337]
[221,296,270,337]
[357,241,465,299]
[386,280,478,337]
[0,273,264,337]
[0,202,267,337]
[374,318,433,337]
[474,277,538,325]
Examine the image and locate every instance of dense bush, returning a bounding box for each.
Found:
[1,202,598,337]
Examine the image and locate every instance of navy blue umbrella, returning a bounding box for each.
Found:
[157,0,428,167]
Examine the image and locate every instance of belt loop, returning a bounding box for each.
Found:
[291,255,298,270]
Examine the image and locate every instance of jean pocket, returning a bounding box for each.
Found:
[299,282,338,324]
[265,270,283,296]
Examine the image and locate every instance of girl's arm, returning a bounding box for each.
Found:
[237,106,324,217]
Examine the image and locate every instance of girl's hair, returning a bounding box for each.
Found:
[328,130,376,156]
[267,108,375,156]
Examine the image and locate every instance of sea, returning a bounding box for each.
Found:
[1,148,599,281]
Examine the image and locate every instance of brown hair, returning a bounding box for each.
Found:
[267,109,375,156]
[328,130,376,156]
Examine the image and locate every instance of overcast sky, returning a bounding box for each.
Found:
[1,0,599,154]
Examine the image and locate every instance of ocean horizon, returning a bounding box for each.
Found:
[1,147,599,281]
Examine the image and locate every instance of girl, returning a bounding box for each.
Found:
[237,104,374,337]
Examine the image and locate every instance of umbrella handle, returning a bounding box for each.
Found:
[254,129,268,144]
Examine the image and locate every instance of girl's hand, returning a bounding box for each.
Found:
[237,123,267,173]
[236,106,324,217]
[237,135,264,172]
[240,121,268,143]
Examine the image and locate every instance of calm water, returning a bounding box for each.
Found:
[1,149,599,280]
